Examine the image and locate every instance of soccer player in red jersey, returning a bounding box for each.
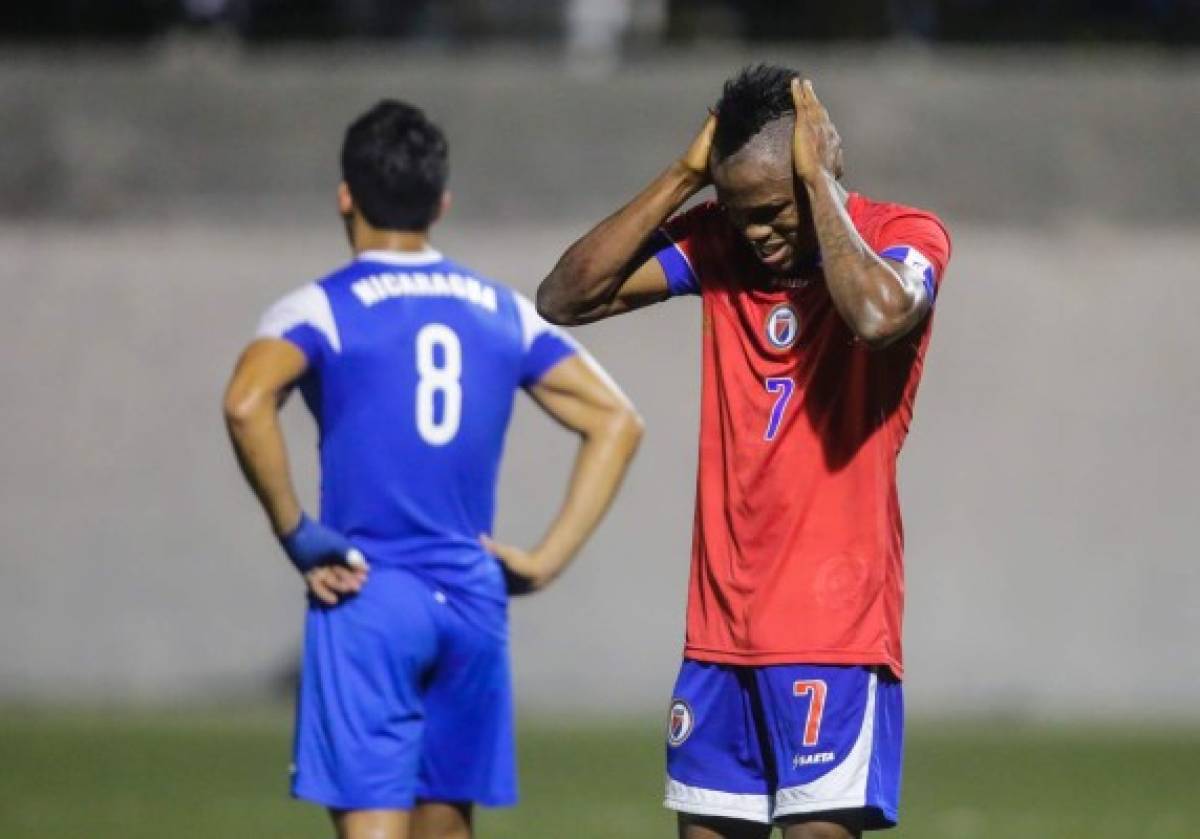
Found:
[534,65,951,838]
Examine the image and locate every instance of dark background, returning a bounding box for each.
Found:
[4,0,1200,44]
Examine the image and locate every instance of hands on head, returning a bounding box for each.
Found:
[790,78,844,184]
[679,113,718,187]
[679,77,843,191]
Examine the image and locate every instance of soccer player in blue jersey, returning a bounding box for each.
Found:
[223,100,644,839]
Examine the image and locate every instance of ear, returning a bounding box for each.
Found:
[337,182,354,216]
[432,190,451,225]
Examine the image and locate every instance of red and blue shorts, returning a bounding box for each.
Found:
[664,660,903,829]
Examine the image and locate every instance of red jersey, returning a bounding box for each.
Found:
[651,193,951,678]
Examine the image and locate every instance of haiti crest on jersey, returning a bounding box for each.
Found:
[765,303,801,350]
[667,699,694,747]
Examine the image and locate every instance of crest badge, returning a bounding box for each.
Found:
[667,699,694,747]
[765,303,800,350]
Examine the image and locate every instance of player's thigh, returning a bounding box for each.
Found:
[294,570,440,810]
[417,591,516,807]
[411,801,472,839]
[677,813,772,839]
[331,808,410,839]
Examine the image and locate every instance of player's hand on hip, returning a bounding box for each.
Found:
[481,535,548,596]
[790,78,844,184]
[304,565,366,606]
[677,113,717,189]
[279,514,369,604]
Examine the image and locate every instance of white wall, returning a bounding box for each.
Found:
[1,49,1197,717]
[1,216,1196,719]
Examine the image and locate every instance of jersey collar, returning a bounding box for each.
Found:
[356,247,444,266]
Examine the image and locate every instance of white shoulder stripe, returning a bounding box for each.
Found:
[511,289,634,405]
[256,283,341,353]
[513,289,566,351]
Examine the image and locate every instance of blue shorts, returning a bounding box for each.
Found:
[664,660,903,829]
[291,568,516,810]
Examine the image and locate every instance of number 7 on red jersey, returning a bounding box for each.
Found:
[764,377,795,441]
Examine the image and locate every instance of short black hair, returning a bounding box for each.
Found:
[341,99,448,231]
[712,64,800,160]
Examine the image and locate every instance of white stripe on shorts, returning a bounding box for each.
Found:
[772,671,878,820]
[664,778,772,824]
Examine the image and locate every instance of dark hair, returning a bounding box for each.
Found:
[341,99,448,231]
[712,63,800,160]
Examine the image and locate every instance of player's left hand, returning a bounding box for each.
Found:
[481,535,549,596]
[790,78,844,185]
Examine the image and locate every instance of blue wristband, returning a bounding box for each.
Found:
[279,514,360,573]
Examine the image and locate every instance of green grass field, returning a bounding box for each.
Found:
[2,708,1197,838]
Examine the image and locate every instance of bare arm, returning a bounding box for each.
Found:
[223,339,308,536]
[483,354,644,592]
[222,338,364,604]
[536,116,716,326]
[791,79,932,348]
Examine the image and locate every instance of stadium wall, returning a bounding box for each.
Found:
[1,48,1196,718]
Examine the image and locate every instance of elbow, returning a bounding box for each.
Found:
[612,404,646,454]
[847,293,922,350]
[623,406,647,446]
[852,319,907,350]
[591,402,645,456]
[536,250,612,326]
[535,277,577,326]
[222,383,266,431]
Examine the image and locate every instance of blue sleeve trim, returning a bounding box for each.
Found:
[281,324,326,366]
[650,229,700,297]
[879,245,937,304]
[521,332,577,387]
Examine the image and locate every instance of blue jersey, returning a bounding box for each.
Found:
[257,246,577,604]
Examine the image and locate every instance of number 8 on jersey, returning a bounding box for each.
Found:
[415,324,462,446]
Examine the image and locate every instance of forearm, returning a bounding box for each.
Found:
[529,410,643,585]
[225,401,303,537]
[806,172,916,346]
[537,162,702,324]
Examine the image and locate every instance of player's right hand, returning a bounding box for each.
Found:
[279,514,369,604]
[305,564,367,606]
[678,113,717,187]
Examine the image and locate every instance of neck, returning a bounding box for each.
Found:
[350,216,432,255]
